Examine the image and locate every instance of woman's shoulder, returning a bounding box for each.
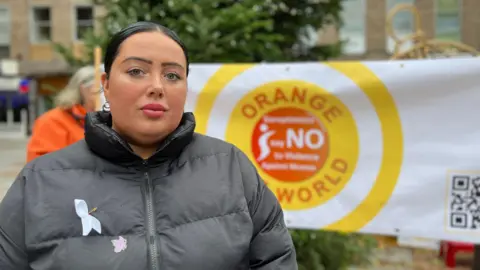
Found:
[186,133,261,195]
[186,133,238,157]
[185,133,254,168]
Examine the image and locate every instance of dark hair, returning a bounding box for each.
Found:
[103,21,189,77]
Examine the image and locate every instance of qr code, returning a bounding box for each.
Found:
[447,174,480,230]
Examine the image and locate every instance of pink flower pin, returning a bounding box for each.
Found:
[111,236,127,253]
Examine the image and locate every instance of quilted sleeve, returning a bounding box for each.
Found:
[0,169,29,270]
[236,148,298,270]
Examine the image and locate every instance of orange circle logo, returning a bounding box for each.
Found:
[251,107,329,183]
[225,80,360,210]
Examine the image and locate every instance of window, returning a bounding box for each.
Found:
[0,6,10,57]
[0,95,6,122]
[339,0,366,54]
[435,0,461,41]
[0,46,9,58]
[75,6,94,40]
[31,7,51,42]
[386,0,415,53]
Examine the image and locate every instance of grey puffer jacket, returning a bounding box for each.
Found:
[0,111,297,270]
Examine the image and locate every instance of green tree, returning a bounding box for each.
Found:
[55,0,345,66]
[55,1,377,269]
[265,0,344,60]
[292,230,377,270]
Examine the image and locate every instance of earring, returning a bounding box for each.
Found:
[102,101,110,112]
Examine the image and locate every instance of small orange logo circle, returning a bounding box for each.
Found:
[251,107,329,183]
[225,80,359,210]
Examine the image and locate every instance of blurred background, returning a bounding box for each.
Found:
[0,0,474,136]
[0,0,477,269]
[0,0,473,137]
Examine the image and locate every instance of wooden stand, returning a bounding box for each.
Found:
[387,3,479,60]
[93,46,102,111]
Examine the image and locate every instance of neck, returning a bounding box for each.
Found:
[129,144,157,160]
[111,123,158,160]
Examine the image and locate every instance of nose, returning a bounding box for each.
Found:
[147,74,165,98]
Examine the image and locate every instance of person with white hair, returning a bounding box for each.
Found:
[26,65,96,162]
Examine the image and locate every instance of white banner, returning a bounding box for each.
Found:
[104,58,480,243]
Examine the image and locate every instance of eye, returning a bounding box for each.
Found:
[165,72,180,81]
[127,68,145,77]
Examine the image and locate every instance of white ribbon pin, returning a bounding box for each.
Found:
[74,199,102,236]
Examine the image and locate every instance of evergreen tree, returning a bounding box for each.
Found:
[55,0,344,66]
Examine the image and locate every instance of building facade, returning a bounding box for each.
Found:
[0,0,102,135]
[0,0,475,72]
[0,0,103,75]
[324,0,477,59]
[0,0,475,134]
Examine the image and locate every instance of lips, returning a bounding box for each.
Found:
[141,103,167,119]
[141,103,166,111]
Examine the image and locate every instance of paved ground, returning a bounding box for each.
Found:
[0,137,27,199]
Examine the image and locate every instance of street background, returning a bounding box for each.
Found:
[0,137,26,199]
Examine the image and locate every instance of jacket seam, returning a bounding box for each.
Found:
[252,222,286,244]
[164,209,248,231]
[176,152,230,168]
[26,168,110,173]
[26,211,249,244]
[26,232,140,245]
[237,151,252,218]
[0,225,27,256]
[232,148,254,219]
[270,221,286,230]
[26,153,232,173]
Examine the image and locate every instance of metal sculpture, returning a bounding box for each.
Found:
[386,3,478,60]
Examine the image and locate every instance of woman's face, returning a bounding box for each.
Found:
[102,31,188,147]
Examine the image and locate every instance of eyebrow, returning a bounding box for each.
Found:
[121,57,185,70]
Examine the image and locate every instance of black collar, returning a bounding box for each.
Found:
[84,111,195,167]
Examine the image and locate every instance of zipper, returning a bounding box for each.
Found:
[143,160,159,270]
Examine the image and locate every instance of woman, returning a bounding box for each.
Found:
[0,22,297,270]
[26,65,96,162]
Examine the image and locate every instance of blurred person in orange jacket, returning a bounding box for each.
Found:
[27,66,97,162]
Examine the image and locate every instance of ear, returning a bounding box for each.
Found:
[101,72,109,101]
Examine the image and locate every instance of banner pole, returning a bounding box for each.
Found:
[93,46,102,111]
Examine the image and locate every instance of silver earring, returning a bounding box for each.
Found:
[102,101,110,112]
